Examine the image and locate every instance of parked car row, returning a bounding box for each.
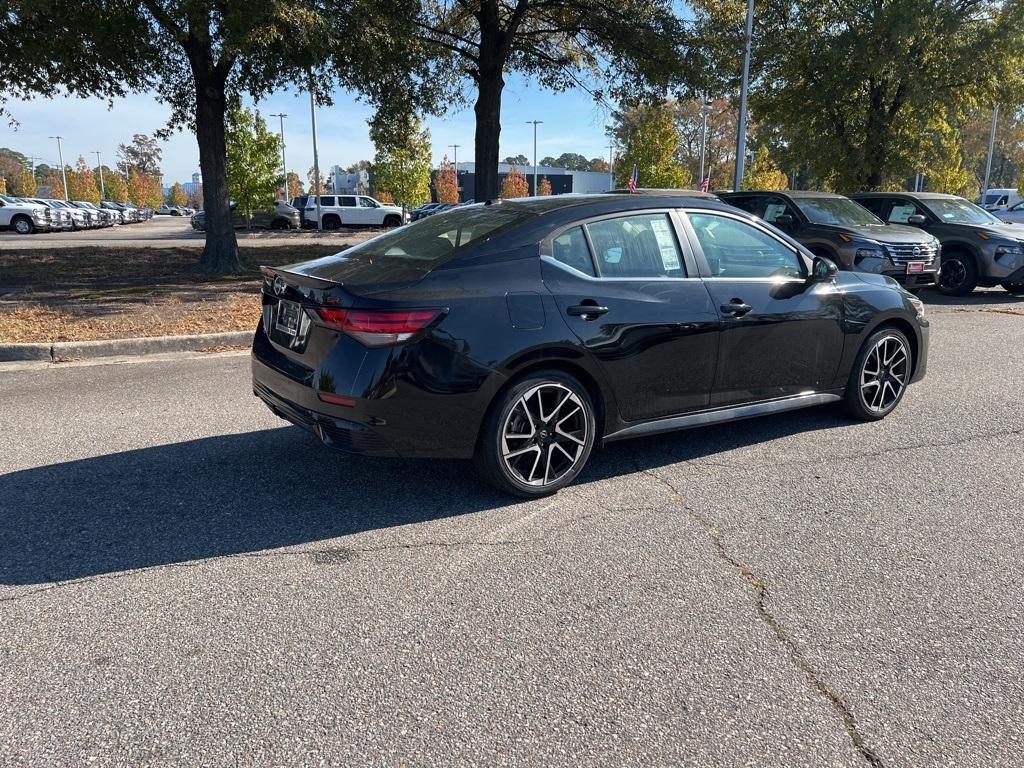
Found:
[190,200,302,232]
[409,201,475,221]
[0,195,152,234]
[156,204,196,216]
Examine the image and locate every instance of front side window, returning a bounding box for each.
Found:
[585,213,685,278]
[687,213,805,279]
[358,197,378,208]
[551,226,596,276]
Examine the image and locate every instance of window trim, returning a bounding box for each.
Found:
[678,208,811,281]
[541,208,701,281]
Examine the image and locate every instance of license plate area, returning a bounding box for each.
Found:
[906,261,925,274]
[275,299,302,336]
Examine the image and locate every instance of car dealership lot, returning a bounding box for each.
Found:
[1,292,1022,767]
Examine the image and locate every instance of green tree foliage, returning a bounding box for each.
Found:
[590,157,610,173]
[168,182,189,206]
[675,97,737,188]
[117,134,162,176]
[8,166,38,196]
[500,165,529,198]
[225,103,282,227]
[539,156,558,168]
[741,147,788,190]
[406,0,691,201]
[555,152,590,171]
[33,163,52,182]
[435,158,459,203]
[690,0,1024,190]
[611,101,690,188]
[370,113,433,208]
[104,172,129,202]
[1,0,413,273]
[503,154,529,165]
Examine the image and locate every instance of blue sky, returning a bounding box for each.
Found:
[1,73,616,186]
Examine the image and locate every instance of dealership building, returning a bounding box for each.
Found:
[431,162,613,201]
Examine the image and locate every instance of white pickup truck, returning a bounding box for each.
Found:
[303,194,408,229]
[0,194,51,234]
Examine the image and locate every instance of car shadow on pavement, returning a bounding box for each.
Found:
[0,407,849,586]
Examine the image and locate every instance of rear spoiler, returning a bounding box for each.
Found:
[260,265,341,290]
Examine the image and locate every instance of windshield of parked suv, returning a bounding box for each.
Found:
[300,204,536,284]
[924,198,1001,225]
[793,197,884,226]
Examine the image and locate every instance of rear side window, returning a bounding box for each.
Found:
[298,204,535,285]
[339,196,357,207]
[586,213,684,278]
[551,226,595,276]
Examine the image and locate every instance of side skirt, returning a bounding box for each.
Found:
[602,392,843,443]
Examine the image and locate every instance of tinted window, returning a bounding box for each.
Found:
[856,197,886,216]
[586,213,684,278]
[339,196,357,207]
[297,204,535,285]
[724,196,760,214]
[551,226,595,276]
[311,196,335,207]
[688,213,804,279]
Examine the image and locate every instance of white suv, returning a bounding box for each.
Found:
[304,194,408,229]
[0,194,51,234]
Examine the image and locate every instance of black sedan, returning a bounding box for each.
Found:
[252,195,929,497]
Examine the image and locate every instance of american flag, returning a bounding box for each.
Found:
[628,164,638,192]
[699,176,710,193]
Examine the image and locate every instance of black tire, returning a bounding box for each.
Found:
[11,215,34,235]
[270,218,286,230]
[473,370,596,498]
[843,326,913,421]
[1001,281,1024,296]
[322,215,341,231]
[939,252,978,296]
[383,214,402,228]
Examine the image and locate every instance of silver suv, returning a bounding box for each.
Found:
[852,192,1024,296]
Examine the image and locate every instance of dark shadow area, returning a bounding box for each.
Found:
[0,406,850,586]
[917,286,1024,307]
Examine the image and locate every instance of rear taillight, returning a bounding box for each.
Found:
[313,308,442,347]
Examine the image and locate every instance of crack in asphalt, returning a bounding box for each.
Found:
[640,464,886,768]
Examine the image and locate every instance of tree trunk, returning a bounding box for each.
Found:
[194,74,241,273]
[473,64,505,202]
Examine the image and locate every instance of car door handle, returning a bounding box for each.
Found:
[720,300,753,317]
[567,304,609,318]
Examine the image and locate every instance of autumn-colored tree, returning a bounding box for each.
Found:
[127,169,162,208]
[104,172,129,202]
[537,176,552,196]
[435,157,459,204]
[675,97,738,187]
[8,167,37,196]
[307,167,326,196]
[168,182,188,206]
[286,171,303,199]
[611,101,690,189]
[187,184,204,210]
[44,169,66,199]
[741,148,789,190]
[501,165,529,198]
[0,176,6,194]
[376,190,394,203]
[590,157,610,173]
[66,156,101,203]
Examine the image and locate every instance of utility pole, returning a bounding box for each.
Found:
[983,103,999,196]
[698,95,712,187]
[49,136,68,199]
[309,82,322,231]
[733,0,755,190]
[526,121,542,194]
[270,113,288,201]
[448,144,460,201]
[607,143,615,190]
[93,151,106,199]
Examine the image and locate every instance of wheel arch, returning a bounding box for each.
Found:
[861,315,921,380]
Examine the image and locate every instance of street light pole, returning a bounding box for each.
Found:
[270,113,288,201]
[733,0,755,190]
[49,136,68,199]
[448,144,460,201]
[309,83,322,231]
[698,95,711,186]
[983,102,999,196]
[526,121,542,194]
[607,143,615,190]
[93,151,106,199]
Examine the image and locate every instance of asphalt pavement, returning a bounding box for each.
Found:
[1,292,1022,767]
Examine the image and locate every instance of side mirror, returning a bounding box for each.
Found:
[774,214,795,228]
[810,255,838,283]
[907,214,927,226]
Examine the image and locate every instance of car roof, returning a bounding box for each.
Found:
[721,189,844,199]
[485,193,733,215]
[605,188,718,199]
[849,191,962,200]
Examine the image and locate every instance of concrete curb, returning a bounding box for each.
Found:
[0,330,254,362]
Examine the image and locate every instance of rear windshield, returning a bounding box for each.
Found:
[298,204,535,285]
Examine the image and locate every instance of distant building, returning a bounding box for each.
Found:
[181,172,202,197]
[329,167,369,194]
[431,163,613,202]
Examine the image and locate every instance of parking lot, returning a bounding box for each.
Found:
[1,291,1022,767]
[0,215,374,249]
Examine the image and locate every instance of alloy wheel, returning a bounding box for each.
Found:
[500,383,588,487]
[860,335,909,413]
[940,258,966,292]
